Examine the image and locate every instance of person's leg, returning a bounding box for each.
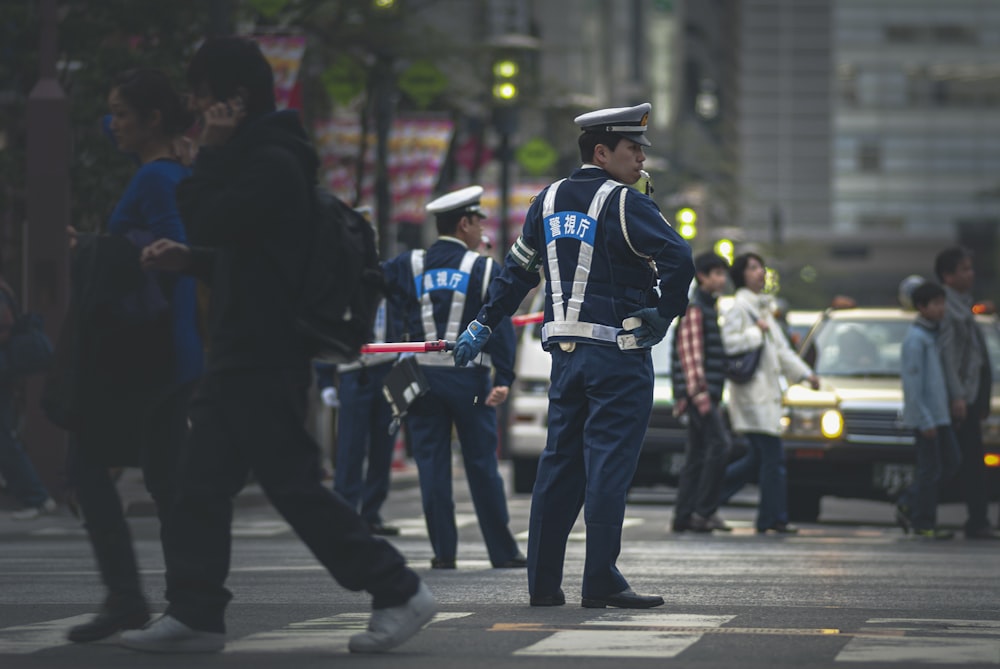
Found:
[65,440,149,642]
[451,369,519,566]
[241,367,419,608]
[753,433,789,531]
[580,347,653,599]
[359,363,396,527]
[0,398,51,509]
[528,348,587,599]
[334,370,368,513]
[908,430,938,531]
[406,379,458,564]
[955,417,990,533]
[719,437,759,505]
[161,374,251,634]
[673,409,705,529]
[694,404,733,520]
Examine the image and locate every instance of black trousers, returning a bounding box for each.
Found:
[69,381,195,607]
[954,415,990,533]
[162,365,419,633]
[674,404,731,522]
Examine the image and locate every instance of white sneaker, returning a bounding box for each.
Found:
[11,497,57,520]
[349,582,436,653]
[120,615,225,653]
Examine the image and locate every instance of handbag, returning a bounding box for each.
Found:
[723,345,763,384]
[723,306,763,384]
[381,355,430,431]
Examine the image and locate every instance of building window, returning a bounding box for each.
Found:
[858,142,882,172]
[883,24,978,44]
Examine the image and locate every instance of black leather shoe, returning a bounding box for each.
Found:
[757,523,799,535]
[530,589,565,607]
[495,554,527,568]
[430,557,457,569]
[581,588,664,609]
[368,522,400,536]
[67,606,150,643]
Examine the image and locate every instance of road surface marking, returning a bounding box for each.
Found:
[515,517,644,542]
[510,612,734,658]
[226,612,471,653]
[836,619,1000,664]
[0,615,90,654]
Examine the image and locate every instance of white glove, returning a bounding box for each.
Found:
[321,387,340,408]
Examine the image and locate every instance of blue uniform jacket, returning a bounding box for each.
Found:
[383,237,516,387]
[479,166,693,346]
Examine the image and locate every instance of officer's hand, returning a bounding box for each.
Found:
[626,308,671,348]
[454,320,491,367]
[485,385,509,407]
[321,387,340,408]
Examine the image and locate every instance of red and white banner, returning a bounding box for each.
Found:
[254,34,306,110]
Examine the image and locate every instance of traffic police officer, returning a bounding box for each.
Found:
[455,104,694,607]
[383,186,526,569]
[317,296,401,536]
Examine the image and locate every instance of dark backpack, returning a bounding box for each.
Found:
[295,187,384,363]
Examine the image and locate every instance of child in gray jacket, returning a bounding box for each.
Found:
[896,281,961,539]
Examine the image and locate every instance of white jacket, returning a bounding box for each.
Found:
[721,288,813,436]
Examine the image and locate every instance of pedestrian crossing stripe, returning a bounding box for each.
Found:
[510,613,736,658]
[226,612,472,653]
[3,614,1000,662]
[0,615,91,654]
[835,619,1000,664]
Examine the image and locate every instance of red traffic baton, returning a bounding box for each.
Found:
[359,340,454,354]
[511,311,543,326]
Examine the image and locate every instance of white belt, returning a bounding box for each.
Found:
[338,351,397,372]
[415,351,493,368]
[541,321,620,344]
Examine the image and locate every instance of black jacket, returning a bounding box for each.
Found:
[178,110,319,372]
[42,234,173,465]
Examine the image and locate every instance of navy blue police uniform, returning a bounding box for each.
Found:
[382,186,524,569]
[456,104,693,606]
[318,297,401,535]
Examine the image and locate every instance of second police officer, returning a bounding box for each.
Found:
[383,186,527,570]
[455,103,694,608]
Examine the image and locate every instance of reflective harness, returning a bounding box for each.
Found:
[410,248,493,367]
[540,179,628,347]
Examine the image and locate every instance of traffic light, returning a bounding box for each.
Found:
[713,238,734,264]
[492,57,520,103]
[676,207,697,240]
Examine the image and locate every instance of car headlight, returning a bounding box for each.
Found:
[782,407,843,440]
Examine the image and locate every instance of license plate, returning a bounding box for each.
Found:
[872,463,914,496]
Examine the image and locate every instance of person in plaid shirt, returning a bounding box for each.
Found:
[670,252,732,533]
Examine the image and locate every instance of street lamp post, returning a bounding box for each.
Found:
[24,0,70,496]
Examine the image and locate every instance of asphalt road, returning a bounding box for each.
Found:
[1,461,999,668]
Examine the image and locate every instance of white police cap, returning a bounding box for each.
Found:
[425,185,487,218]
[574,102,652,147]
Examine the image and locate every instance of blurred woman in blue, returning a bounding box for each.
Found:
[65,68,203,643]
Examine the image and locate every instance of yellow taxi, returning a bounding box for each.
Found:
[782,307,1000,521]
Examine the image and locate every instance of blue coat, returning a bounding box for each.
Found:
[383,237,516,387]
[479,166,693,346]
[901,318,951,431]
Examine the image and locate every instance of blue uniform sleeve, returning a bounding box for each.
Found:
[480,259,516,387]
[623,193,693,321]
[478,194,545,328]
[381,253,419,340]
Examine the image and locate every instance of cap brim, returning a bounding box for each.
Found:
[622,132,651,147]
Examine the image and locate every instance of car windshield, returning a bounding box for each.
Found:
[812,317,1000,378]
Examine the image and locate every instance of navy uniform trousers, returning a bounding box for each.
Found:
[335,361,395,527]
[161,365,418,633]
[406,365,520,566]
[527,343,654,600]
